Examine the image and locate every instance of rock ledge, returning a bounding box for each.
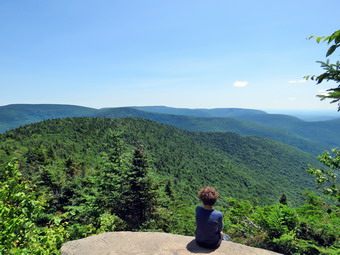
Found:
[61,231,281,255]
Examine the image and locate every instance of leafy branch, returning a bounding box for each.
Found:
[307,148,340,202]
[305,30,340,111]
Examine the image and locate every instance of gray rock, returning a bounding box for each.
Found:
[61,232,282,255]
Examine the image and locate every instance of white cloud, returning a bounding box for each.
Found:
[233,81,249,87]
[288,97,296,101]
[288,80,307,84]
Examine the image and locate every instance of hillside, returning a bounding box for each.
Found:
[2,117,338,255]
[233,114,340,148]
[133,106,340,150]
[0,117,320,205]
[97,107,327,155]
[0,104,97,132]
[0,104,336,155]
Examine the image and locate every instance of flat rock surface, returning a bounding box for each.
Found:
[61,231,282,255]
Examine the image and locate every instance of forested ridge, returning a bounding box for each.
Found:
[1,104,339,156]
[132,105,340,151]
[97,107,328,156]
[0,117,319,205]
[1,117,339,254]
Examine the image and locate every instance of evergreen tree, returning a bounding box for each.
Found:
[279,194,288,205]
[95,130,126,214]
[122,143,158,229]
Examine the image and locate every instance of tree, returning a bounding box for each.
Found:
[94,130,126,214]
[0,162,43,252]
[279,194,288,205]
[307,148,340,202]
[122,143,159,229]
[0,162,68,254]
[64,130,128,238]
[305,30,340,111]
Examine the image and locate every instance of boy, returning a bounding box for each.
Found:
[195,186,224,249]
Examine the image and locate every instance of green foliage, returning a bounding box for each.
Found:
[255,204,299,240]
[307,148,340,202]
[0,162,68,254]
[0,162,43,252]
[153,201,196,236]
[279,194,288,205]
[121,144,159,230]
[224,197,259,242]
[224,195,339,254]
[96,212,125,234]
[0,117,320,206]
[0,117,337,254]
[0,120,179,253]
[306,30,340,111]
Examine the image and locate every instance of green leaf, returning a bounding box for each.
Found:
[335,35,340,44]
[326,45,337,57]
[331,30,340,43]
[316,37,324,43]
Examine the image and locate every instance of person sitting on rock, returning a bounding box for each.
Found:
[195,186,224,249]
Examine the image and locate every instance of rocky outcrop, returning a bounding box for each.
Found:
[61,231,282,255]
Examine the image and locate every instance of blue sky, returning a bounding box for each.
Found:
[1,0,339,112]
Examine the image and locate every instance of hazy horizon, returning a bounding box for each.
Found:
[1,102,339,118]
[1,1,339,111]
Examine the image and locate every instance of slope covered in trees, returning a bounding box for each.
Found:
[96,107,328,155]
[1,104,336,156]
[1,117,338,254]
[132,106,340,150]
[232,114,340,148]
[0,117,319,206]
[0,104,97,133]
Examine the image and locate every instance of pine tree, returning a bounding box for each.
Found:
[122,143,158,229]
[95,130,126,214]
[279,194,288,205]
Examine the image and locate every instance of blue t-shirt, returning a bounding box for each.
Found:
[195,206,223,245]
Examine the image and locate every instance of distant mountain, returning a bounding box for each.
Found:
[130,106,339,152]
[135,106,340,122]
[232,114,340,148]
[0,117,321,205]
[133,106,266,117]
[0,104,337,155]
[97,107,328,155]
[0,104,97,132]
[267,110,340,121]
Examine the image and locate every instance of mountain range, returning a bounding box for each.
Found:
[0,104,339,156]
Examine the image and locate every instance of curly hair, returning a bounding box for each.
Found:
[198,186,219,205]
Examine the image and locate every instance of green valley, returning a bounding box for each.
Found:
[1,116,339,254]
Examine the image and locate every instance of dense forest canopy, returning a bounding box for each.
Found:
[1,104,339,156]
[1,117,339,254]
[0,117,320,205]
